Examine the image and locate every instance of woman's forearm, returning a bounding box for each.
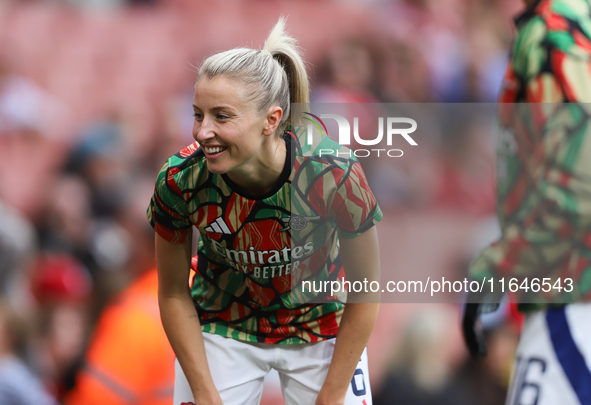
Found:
[155,234,221,404]
[317,227,381,404]
[318,302,379,402]
[159,294,219,400]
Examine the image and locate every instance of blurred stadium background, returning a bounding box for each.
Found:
[0,0,524,404]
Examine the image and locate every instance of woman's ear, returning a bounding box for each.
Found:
[263,106,283,136]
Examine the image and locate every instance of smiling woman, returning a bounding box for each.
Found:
[148,17,382,405]
[191,75,285,194]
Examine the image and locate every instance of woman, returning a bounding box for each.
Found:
[148,18,382,405]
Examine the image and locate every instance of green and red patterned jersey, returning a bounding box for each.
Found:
[148,128,382,344]
[469,0,591,304]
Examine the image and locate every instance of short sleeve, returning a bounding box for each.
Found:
[147,160,193,244]
[330,162,383,239]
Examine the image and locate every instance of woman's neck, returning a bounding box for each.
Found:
[226,136,287,195]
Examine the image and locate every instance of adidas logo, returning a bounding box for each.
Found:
[204,216,232,234]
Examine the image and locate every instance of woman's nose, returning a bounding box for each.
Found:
[193,118,215,142]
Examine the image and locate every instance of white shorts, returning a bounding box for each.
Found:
[173,332,372,405]
[505,303,591,405]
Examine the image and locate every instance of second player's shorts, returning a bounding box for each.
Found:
[173,332,372,405]
[505,303,591,405]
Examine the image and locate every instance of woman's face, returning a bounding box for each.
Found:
[192,75,269,175]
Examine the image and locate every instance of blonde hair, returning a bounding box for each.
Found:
[197,17,309,134]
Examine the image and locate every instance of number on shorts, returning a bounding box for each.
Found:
[507,356,547,405]
[351,368,366,396]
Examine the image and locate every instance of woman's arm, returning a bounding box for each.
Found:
[316,226,380,405]
[155,233,223,405]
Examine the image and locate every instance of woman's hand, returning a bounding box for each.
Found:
[315,386,347,405]
[192,387,224,405]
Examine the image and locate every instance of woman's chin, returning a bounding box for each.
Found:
[205,161,228,175]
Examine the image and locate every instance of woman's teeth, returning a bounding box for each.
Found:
[205,147,226,154]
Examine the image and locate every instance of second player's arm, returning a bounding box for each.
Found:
[316,226,380,405]
[156,233,223,405]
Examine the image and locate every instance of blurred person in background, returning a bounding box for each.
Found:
[312,38,380,104]
[29,254,93,402]
[453,318,519,405]
[0,55,69,219]
[0,298,58,405]
[37,176,94,268]
[37,122,135,306]
[67,110,129,219]
[0,199,37,310]
[63,177,175,405]
[373,306,468,405]
[63,114,135,303]
[375,305,517,405]
[379,0,509,103]
[462,1,513,102]
[464,1,591,405]
[378,39,432,103]
[381,0,466,102]
[36,175,125,308]
[0,55,68,139]
[63,267,175,405]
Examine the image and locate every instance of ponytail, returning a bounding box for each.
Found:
[263,17,309,106]
[198,17,309,133]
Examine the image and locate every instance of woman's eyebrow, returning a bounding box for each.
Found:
[192,104,236,112]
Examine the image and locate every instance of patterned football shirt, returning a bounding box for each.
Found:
[148,128,382,343]
[469,0,591,305]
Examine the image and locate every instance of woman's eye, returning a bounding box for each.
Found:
[216,114,229,120]
[193,112,203,120]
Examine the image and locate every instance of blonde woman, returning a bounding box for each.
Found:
[148,18,381,405]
